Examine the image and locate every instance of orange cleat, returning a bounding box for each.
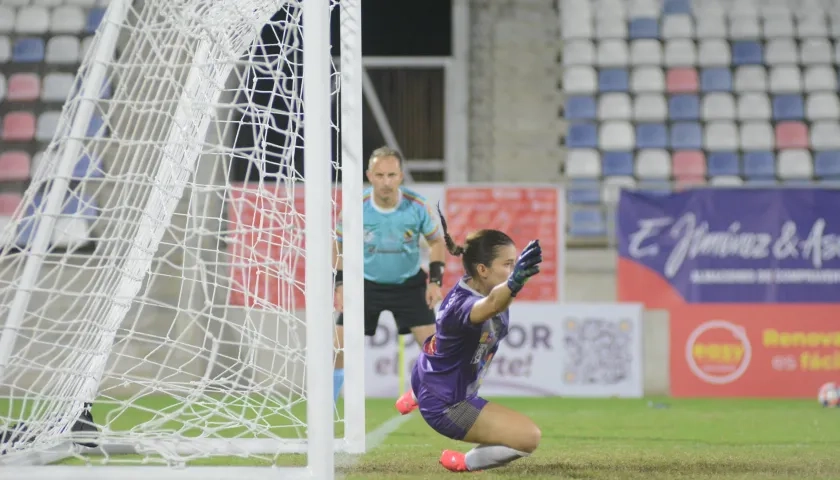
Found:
[395,390,418,415]
[439,449,470,472]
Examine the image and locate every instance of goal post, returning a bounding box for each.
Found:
[0,0,364,478]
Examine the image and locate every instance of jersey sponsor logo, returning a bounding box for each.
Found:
[403,229,415,242]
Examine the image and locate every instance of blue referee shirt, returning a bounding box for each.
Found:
[336,187,441,284]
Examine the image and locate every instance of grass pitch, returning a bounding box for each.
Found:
[3,396,840,478]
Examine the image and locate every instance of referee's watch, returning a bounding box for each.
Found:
[429,261,444,286]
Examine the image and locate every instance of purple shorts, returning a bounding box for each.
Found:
[411,370,488,440]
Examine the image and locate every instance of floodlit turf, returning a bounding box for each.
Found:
[3,396,840,478]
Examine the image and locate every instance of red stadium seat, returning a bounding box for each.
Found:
[775,122,809,149]
[666,68,699,93]
[0,151,30,181]
[6,73,40,102]
[672,151,706,178]
[675,176,706,191]
[1,112,36,142]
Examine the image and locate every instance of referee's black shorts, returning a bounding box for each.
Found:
[335,269,436,336]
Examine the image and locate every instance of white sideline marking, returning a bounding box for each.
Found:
[336,413,412,474]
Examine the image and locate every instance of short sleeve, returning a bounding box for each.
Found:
[440,294,480,332]
[419,202,441,241]
[335,210,343,244]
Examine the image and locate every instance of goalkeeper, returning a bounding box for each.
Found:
[332,147,446,402]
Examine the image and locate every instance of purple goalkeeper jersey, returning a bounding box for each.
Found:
[414,277,509,404]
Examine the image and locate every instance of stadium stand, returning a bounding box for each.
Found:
[560,0,840,243]
[0,0,108,249]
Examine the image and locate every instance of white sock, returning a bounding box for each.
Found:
[464,444,529,471]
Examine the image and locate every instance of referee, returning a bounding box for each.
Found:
[333,146,446,401]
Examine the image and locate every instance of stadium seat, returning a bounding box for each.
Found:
[0,151,31,181]
[811,122,840,150]
[36,111,61,142]
[630,40,662,65]
[601,176,636,205]
[728,15,760,39]
[635,149,671,178]
[567,180,602,205]
[564,67,597,94]
[634,94,667,121]
[597,40,628,68]
[732,41,763,65]
[815,151,840,178]
[16,6,49,34]
[663,0,691,15]
[740,122,774,150]
[801,39,832,65]
[772,95,804,121]
[696,15,727,38]
[18,193,99,249]
[769,66,802,93]
[599,121,634,150]
[6,73,40,102]
[700,68,732,92]
[675,176,706,190]
[602,151,634,177]
[666,68,699,93]
[0,8,13,33]
[564,40,593,66]
[51,6,86,34]
[598,93,631,120]
[635,123,668,149]
[765,39,798,65]
[707,152,740,176]
[697,40,731,66]
[738,93,771,120]
[734,66,767,92]
[565,149,600,177]
[803,66,836,92]
[599,69,629,92]
[569,209,607,238]
[87,113,106,137]
[805,93,840,121]
[12,38,44,63]
[764,16,795,38]
[670,122,702,149]
[668,95,699,120]
[710,175,744,186]
[704,122,739,151]
[672,151,706,178]
[630,67,664,92]
[596,17,627,39]
[46,36,80,64]
[797,16,827,38]
[629,17,659,39]
[42,73,75,102]
[777,150,813,179]
[743,151,776,178]
[0,193,22,215]
[775,122,809,149]
[86,8,106,34]
[0,36,9,63]
[662,14,694,39]
[565,96,596,120]
[664,39,696,66]
[702,93,735,120]
[73,154,105,179]
[1,112,35,142]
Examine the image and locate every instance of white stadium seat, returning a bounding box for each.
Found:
[630,67,664,92]
[734,66,767,92]
[800,39,833,65]
[0,7,14,33]
[703,93,736,121]
[599,121,635,150]
[635,149,671,178]
[661,15,694,39]
[811,121,840,150]
[698,40,732,66]
[778,150,814,179]
[806,93,840,120]
[696,15,727,38]
[797,16,828,38]
[598,93,632,120]
[630,40,662,65]
[564,66,597,94]
[50,6,86,34]
[16,6,49,34]
[705,122,740,151]
[769,66,802,93]
[564,40,595,65]
[596,16,627,39]
[602,176,636,205]
[634,94,667,121]
[566,149,601,178]
[664,39,696,67]
[738,93,771,121]
[803,66,837,92]
[763,16,795,37]
[764,39,798,65]
[597,40,629,67]
[740,122,775,150]
[728,15,760,39]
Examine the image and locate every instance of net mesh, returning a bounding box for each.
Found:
[0,0,342,466]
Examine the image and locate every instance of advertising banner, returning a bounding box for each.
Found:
[364,303,644,398]
[616,188,840,397]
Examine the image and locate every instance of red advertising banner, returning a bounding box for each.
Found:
[227,184,342,309]
[670,305,840,398]
[443,187,563,302]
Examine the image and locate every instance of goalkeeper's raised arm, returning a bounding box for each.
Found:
[332,146,446,402]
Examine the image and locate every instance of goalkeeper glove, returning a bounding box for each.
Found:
[506,239,542,297]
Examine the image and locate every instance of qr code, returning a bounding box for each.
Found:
[563,317,634,385]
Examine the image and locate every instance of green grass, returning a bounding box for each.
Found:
[3,396,840,478]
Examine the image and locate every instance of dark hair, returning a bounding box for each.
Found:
[437,204,514,278]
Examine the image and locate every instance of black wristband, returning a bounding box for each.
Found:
[429,261,445,285]
[334,269,343,286]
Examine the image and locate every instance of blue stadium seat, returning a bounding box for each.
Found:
[743,151,776,178]
[772,95,804,121]
[566,96,596,120]
[567,180,602,205]
[12,38,44,63]
[663,0,692,15]
[707,152,740,176]
[815,151,840,178]
[17,193,98,247]
[635,123,668,149]
[629,18,659,39]
[669,95,700,120]
[73,154,104,179]
[732,41,763,65]
[567,123,598,148]
[636,181,673,195]
[700,68,733,92]
[569,209,607,237]
[670,122,702,149]
[601,151,634,176]
[86,8,106,34]
[598,69,629,92]
[87,113,105,137]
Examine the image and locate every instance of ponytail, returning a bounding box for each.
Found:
[437,203,465,256]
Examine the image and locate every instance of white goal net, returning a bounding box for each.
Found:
[0,0,365,478]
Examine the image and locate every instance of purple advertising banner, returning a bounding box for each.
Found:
[617,189,840,304]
